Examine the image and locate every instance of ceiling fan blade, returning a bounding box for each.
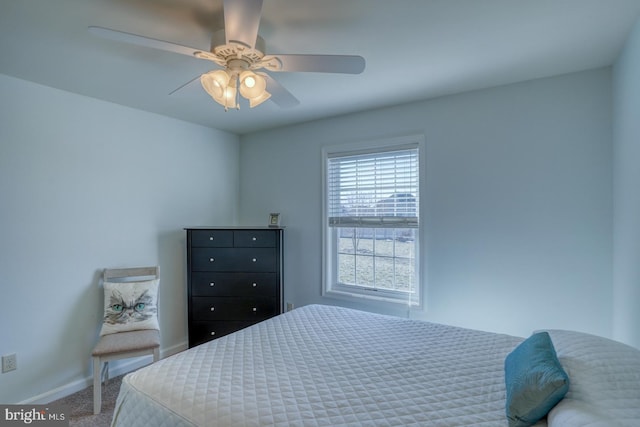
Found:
[168,75,202,96]
[269,54,365,74]
[263,74,300,108]
[88,26,201,58]
[223,0,263,49]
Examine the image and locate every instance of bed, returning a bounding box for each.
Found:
[111,304,640,427]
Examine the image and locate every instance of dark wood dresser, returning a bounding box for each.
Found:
[185,227,284,347]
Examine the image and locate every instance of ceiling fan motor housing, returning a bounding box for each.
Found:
[212,29,265,64]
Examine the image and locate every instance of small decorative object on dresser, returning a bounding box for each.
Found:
[268,213,280,227]
[185,227,284,347]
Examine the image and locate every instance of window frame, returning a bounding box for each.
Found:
[321,134,426,309]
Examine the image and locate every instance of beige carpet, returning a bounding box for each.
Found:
[50,374,124,427]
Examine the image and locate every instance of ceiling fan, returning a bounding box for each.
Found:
[89,0,366,110]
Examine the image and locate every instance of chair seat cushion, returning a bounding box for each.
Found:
[92,329,160,357]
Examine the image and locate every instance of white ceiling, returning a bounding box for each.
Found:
[2,0,640,135]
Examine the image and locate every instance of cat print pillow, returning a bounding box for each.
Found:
[99,279,159,336]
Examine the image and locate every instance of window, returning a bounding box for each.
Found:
[322,135,423,307]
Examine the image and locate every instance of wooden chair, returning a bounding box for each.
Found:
[92,266,160,414]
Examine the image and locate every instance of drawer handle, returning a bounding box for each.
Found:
[210,307,215,311]
[252,258,257,262]
[252,283,257,287]
[209,258,215,262]
[209,282,215,287]
[252,307,257,312]
[210,331,216,336]
[209,236,214,241]
[252,237,257,241]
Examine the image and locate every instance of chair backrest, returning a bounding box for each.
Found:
[104,266,159,281]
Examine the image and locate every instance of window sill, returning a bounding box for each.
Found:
[322,287,419,308]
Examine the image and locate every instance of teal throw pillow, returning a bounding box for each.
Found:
[504,332,569,427]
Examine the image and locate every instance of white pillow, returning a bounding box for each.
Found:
[99,279,159,336]
[540,330,640,427]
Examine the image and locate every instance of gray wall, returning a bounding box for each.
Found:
[0,75,240,404]
[613,18,640,349]
[239,68,613,342]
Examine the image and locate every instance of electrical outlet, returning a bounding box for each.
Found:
[2,354,17,373]
[286,302,294,312]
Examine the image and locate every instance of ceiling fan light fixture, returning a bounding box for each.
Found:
[201,70,239,110]
[220,85,238,109]
[201,70,230,100]
[239,70,267,99]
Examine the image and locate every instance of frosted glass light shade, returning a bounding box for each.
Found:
[220,85,237,109]
[200,70,230,100]
[239,71,267,99]
[249,91,271,108]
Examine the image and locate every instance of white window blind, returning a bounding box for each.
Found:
[327,147,419,228]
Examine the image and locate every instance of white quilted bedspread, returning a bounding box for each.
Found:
[112,304,538,427]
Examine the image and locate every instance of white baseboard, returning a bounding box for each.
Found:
[21,340,188,404]
[23,377,94,405]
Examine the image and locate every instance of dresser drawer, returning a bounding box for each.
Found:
[190,230,233,247]
[192,272,277,297]
[189,321,255,346]
[234,230,276,247]
[192,297,277,320]
[192,248,277,272]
